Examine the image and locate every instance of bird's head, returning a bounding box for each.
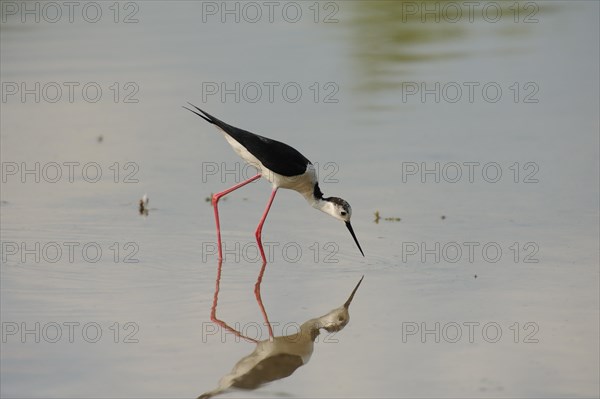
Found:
[323,197,352,222]
[321,197,364,256]
[318,276,364,333]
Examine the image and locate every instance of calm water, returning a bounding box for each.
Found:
[1,1,599,398]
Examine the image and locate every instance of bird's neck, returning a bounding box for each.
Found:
[299,318,322,342]
[305,183,329,212]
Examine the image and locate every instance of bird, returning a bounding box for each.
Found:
[183,103,364,261]
[198,275,364,399]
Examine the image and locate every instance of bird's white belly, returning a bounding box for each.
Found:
[223,133,262,170]
[268,164,315,193]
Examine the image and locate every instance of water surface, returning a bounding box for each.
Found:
[1,1,598,398]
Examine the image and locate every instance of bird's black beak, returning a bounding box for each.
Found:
[343,275,364,309]
[345,221,364,256]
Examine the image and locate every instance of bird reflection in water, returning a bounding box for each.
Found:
[209,260,274,343]
[199,263,363,399]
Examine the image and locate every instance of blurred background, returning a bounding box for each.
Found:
[1,1,599,398]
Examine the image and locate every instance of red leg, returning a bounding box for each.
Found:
[255,188,278,264]
[212,173,261,260]
[210,259,258,343]
[254,261,274,340]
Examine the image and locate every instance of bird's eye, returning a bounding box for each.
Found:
[341,211,347,216]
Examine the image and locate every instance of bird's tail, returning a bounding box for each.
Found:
[183,103,231,132]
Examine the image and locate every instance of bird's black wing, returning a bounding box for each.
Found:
[184,104,311,177]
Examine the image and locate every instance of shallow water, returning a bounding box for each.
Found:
[1,1,599,398]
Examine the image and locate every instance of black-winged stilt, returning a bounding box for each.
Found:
[184,104,364,261]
